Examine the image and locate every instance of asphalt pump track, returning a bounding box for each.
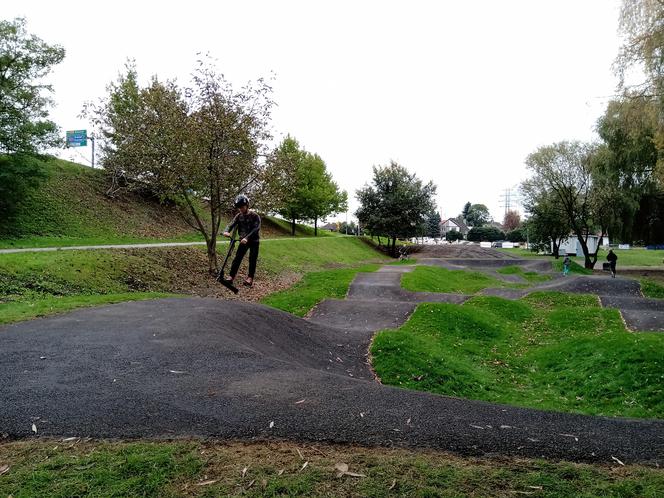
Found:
[1,249,663,466]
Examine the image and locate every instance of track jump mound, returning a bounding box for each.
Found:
[2,297,664,464]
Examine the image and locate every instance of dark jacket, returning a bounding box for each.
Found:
[607,251,618,263]
[226,211,261,241]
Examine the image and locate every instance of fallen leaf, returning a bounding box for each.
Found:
[389,479,397,490]
[195,480,218,486]
[299,461,309,472]
[611,456,625,466]
[296,448,304,460]
[62,437,77,442]
[295,399,306,404]
[169,370,186,374]
[528,486,543,490]
[242,466,248,477]
[277,469,285,476]
[0,464,9,476]
[335,462,349,475]
[470,425,485,430]
[406,418,411,425]
[31,423,37,434]
[269,421,274,429]
[247,479,255,488]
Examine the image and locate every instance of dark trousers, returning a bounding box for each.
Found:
[230,240,259,279]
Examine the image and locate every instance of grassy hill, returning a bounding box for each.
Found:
[0,158,338,248]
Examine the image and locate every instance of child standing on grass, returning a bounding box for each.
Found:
[221,194,261,287]
[563,255,571,276]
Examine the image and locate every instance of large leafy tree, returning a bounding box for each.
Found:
[0,18,65,230]
[274,136,346,236]
[427,211,442,238]
[465,203,491,227]
[0,18,65,154]
[85,60,278,272]
[355,161,437,256]
[520,184,571,257]
[502,210,521,232]
[525,141,621,268]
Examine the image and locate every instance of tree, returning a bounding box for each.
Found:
[445,230,463,242]
[520,184,571,257]
[502,210,521,232]
[465,203,491,227]
[356,161,437,256]
[467,226,504,242]
[298,153,347,236]
[525,141,620,268]
[461,201,472,224]
[273,136,346,236]
[85,59,277,273]
[427,211,442,238]
[0,18,65,154]
[506,228,526,243]
[0,18,65,228]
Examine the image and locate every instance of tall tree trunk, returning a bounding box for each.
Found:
[291,218,296,236]
[207,238,218,274]
[314,217,318,236]
[552,239,560,258]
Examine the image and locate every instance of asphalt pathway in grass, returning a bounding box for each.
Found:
[2,248,663,466]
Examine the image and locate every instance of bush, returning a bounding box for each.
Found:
[445,230,464,242]
[506,228,526,243]
[467,226,504,242]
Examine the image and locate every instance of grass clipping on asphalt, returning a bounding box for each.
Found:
[1,440,662,497]
[371,291,664,419]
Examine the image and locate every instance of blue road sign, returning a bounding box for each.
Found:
[66,130,87,147]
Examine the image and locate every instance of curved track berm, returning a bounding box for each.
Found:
[1,297,663,466]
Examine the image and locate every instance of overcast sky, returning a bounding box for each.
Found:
[7,0,623,222]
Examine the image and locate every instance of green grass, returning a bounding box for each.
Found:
[261,264,380,316]
[0,158,201,243]
[497,265,552,283]
[0,238,387,325]
[642,279,664,299]
[0,233,206,249]
[372,292,664,418]
[263,215,340,238]
[401,265,519,294]
[388,258,416,265]
[552,258,593,275]
[0,292,175,325]
[499,247,664,268]
[1,440,662,497]
[577,248,664,268]
[257,237,387,274]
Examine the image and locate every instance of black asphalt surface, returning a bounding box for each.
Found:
[1,247,663,466]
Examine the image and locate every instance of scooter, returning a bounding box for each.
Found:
[216,229,239,294]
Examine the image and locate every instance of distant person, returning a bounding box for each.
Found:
[221,194,261,287]
[606,249,618,278]
[563,255,571,276]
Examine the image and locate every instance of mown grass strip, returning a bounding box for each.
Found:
[497,265,552,283]
[261,264,380,316]
[371,292,664,418]
[401,265,520,294]
[641,279,664,299]
[0,292,175,325]
[1,440,662,497]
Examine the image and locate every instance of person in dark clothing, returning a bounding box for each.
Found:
[606,249,618,278]
[222,194,261,287]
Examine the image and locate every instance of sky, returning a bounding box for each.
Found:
[6,0,624,223]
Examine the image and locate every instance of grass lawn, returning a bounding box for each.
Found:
[261,264,380,316]
[372,292,664,419]
[642,279,664,299]
[0,238,387,325]
[1,440,662,498]
[497,265,552,283]
[0,233,205,249]
[401,265,521,294]
[577,248,664,268]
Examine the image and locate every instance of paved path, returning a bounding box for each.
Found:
[0,237,327,255]
[2,255,663,465]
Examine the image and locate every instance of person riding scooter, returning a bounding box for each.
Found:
[221,194,261,287]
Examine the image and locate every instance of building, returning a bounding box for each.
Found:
[556,234,610,256]
[439,217,470,237]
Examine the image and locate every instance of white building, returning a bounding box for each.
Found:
[556,234,610,256]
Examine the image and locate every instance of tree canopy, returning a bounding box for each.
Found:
[356,161,437,255]
[465,203,491,227]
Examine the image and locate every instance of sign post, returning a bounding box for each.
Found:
[65,130,95,167]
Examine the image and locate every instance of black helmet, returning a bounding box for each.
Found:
[234,194,249,208]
